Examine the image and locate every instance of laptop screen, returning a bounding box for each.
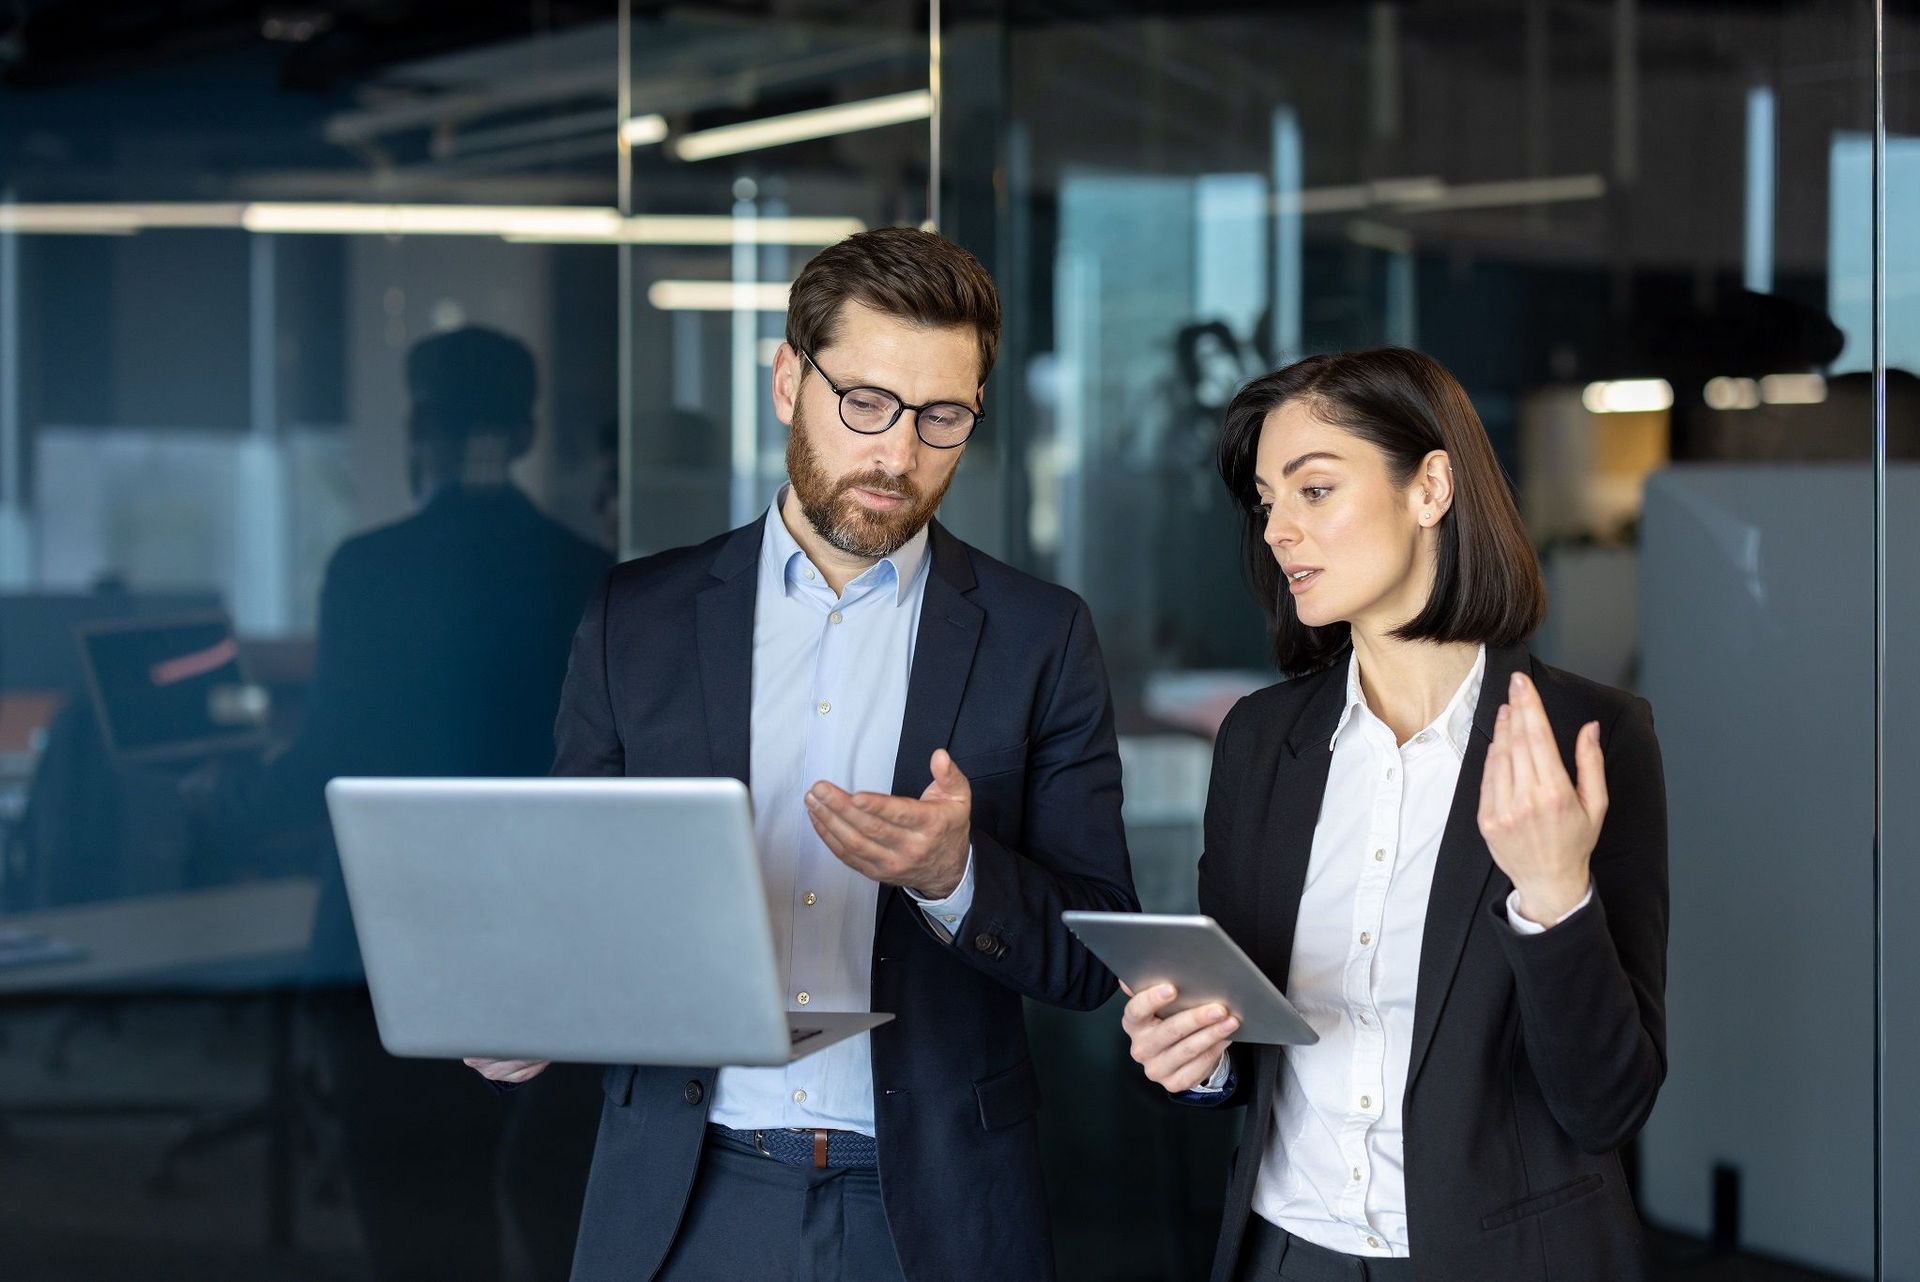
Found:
[78,613,266,762]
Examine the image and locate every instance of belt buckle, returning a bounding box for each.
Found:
[750,1129,773,1159]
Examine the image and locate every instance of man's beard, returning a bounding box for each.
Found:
[786,404,953,559]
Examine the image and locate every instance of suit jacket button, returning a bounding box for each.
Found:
[683,1080,704,1105]
[974,933,997,954]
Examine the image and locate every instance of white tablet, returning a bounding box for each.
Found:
[1062,911,1319,1046]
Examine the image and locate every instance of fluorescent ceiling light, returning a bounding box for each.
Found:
[673,89,933,162]
[1581,379,1673,415]
[0,202,861,247]
[1704,377,1761,411]
[1759,373,1827,405]
[618,114,669,149]
[503,214,864,246]
[240,203,623,238]
[647,280,792,312]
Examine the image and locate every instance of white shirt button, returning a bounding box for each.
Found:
[1357,1012,1370,1025]
[816,700,831,716]
[1359,931,1372,946]
[1367,1236,1381,1250]
[803,891,817,907]
[942,913,957,923]
[1373,848,1386,862]
[1414,730,1433,744]
[796,991,810,1005]
[1352,1167,1362,1181]
[830,611,843,625]
[802,567,816,581]
[793,1089,807,1104]
[1360,1095,1371,1109]
[1385,767,1396,781]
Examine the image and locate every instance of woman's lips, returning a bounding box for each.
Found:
[1286,569,1322,594]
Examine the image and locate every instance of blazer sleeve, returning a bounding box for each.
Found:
[550,572,625,779]
[1493,695,1668,1154]
[936,597,1139,1011]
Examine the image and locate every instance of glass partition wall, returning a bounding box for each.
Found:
[0,0,1911,1277]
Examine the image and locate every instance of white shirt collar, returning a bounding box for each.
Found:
[762,484,931,607]
[1330,643,1486,756]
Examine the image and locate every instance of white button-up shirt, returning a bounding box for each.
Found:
[707,495,975,1136]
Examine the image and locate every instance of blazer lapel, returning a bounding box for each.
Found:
[1405,642,1528,1092]
[1248,663,1348,1099]
[693,518,764,785]
[890,521,984,799]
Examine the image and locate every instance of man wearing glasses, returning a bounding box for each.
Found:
[468,227,1136,1282]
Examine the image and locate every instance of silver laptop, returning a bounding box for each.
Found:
[325,777,892,1067]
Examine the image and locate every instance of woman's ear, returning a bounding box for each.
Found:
[1416,450,1454,526]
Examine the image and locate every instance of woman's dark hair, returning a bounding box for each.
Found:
[1216,347,1546,676]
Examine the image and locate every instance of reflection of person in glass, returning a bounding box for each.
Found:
[215,326,612,1282]
[466,228,1138,1282]
[1120,349,1668,1281]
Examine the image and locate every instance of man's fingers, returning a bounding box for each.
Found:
[810,785,911,840]
[924,749,971,801]
[806,799,890,873]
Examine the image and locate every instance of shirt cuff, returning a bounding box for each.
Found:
[1505,882,1594,935]
[906,844,975,941]
[1183,1049,1235,1095]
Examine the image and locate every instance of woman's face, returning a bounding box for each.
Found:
[1252,400,1433,636]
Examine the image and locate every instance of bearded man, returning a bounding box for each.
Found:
[466,227,1138,1282]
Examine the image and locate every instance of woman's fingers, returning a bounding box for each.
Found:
[1573,720,1609,822]
[1145,1019,1238,1092]
[1511,675,1568,791]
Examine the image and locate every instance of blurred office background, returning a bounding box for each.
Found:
[0,0,1914,1278]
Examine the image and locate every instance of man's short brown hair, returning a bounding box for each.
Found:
[786,227,1001,384]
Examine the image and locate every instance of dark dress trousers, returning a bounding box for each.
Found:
[551,515,1139,1282]
[1194,643,1668,1282]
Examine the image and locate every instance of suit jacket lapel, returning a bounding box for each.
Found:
[693,518,763,785]
[1405,642,1528,1092]
[890,521,983,799]
[1250,663,1347,1100]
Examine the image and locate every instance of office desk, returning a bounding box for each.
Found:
[0,878,321,1247]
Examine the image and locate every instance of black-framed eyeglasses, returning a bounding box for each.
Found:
[799,350,981,449]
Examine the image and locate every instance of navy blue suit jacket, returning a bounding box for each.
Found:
[553,515,1138,1282]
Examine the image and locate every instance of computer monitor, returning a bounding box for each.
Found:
[76,613,268,763]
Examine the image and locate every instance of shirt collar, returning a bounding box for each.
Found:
[761,485,931,607]
[1330,643,1487,757]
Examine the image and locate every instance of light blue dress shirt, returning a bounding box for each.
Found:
[708,494,976,1135]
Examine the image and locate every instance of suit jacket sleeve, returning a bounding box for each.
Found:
[1493,695,1668,1154]
[940,598,1138,1011]
[551,572,625,778]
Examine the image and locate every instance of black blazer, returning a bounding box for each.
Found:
[1192,643,1667,1282]
[552,516,1138,1282]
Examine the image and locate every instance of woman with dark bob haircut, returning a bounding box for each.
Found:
[1119,348,1668,1282]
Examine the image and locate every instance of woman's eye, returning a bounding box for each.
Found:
[1302,487,1331,502]
[1251,502,1273,520]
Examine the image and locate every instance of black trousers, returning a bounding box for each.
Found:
[1234,1217,1417,1282]
[654,1129,907,1282]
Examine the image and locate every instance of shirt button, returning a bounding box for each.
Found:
[1358,1012,1370,1025]
[803,891,817,907]
[803,567,816,581]
[1360,1095,1371,1109]
[1352,1167,1362,1181]
[1415,730,1433,744]
[796,991,810,1005]
[1373,849,1386,862]
[1385,767,1396,781]
[830,611,843,625]
[793,1089,807,1104]
[1367,1237,1381,1249]
[816,700,831,715]
[942,913,957,923]
[1359,931,1373,946]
